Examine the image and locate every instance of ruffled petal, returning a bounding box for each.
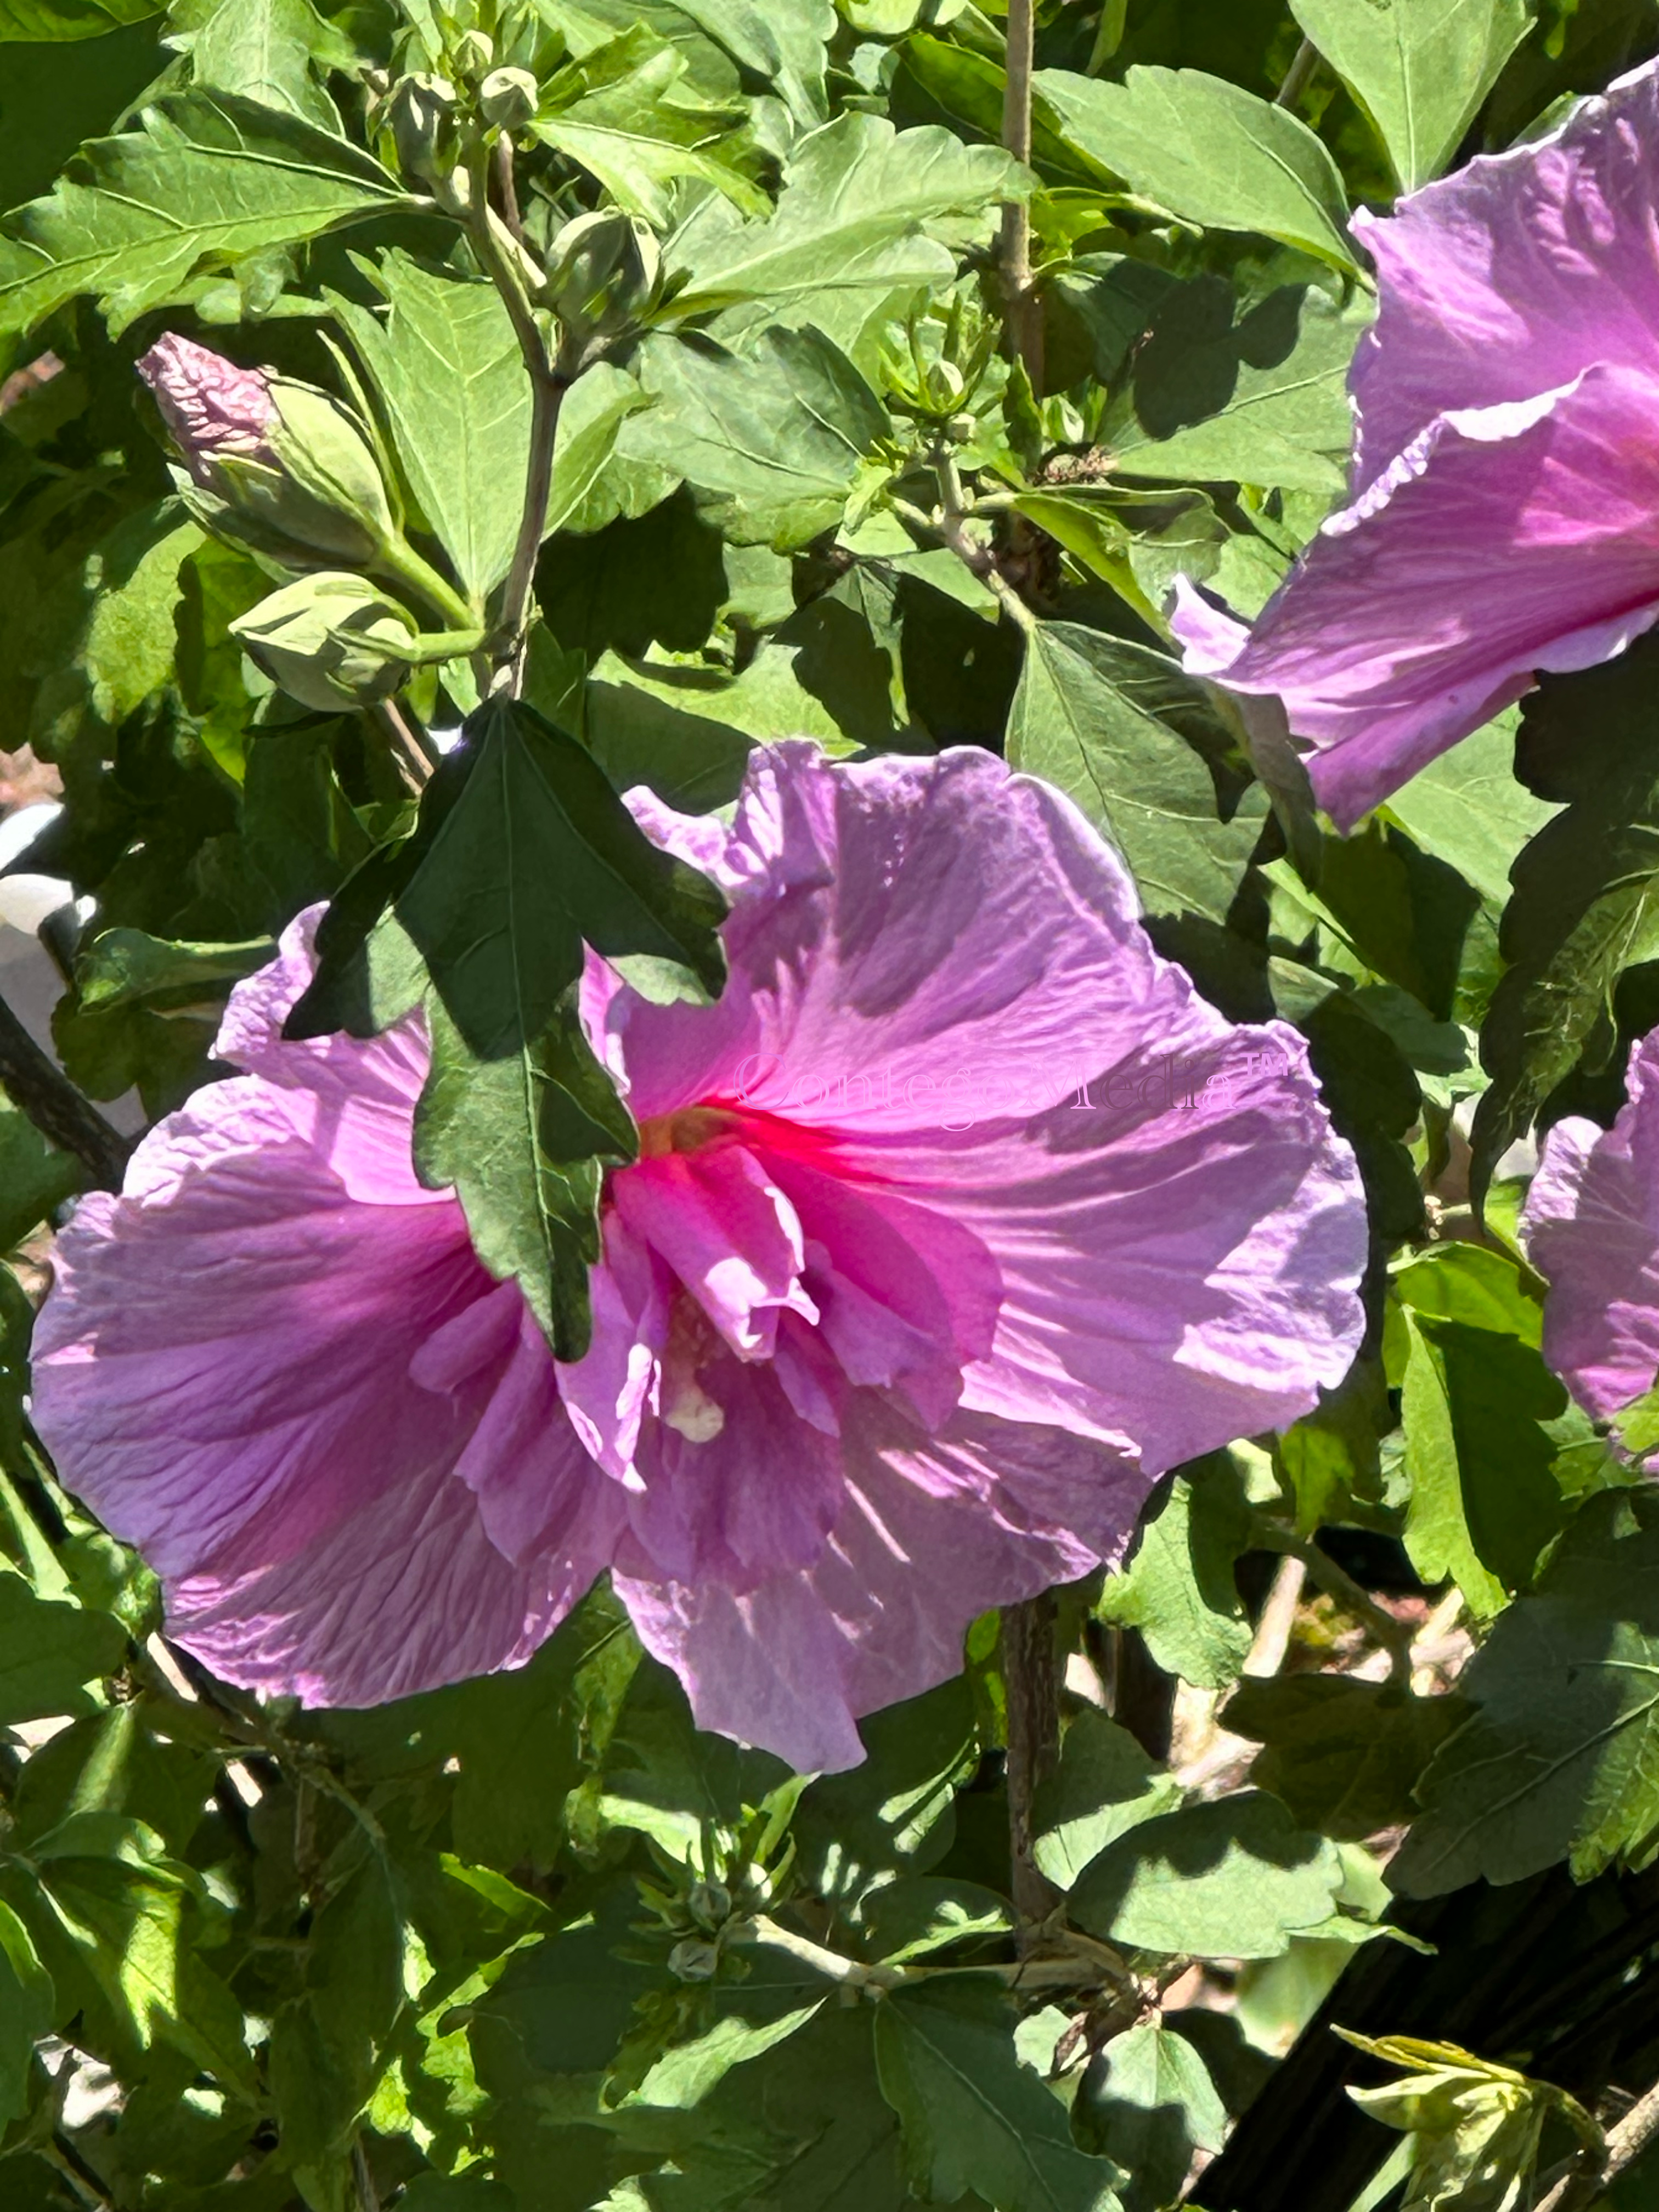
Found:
[32,967,619,1707]
[616,1406,1133,1773]
[1350,59,1659,490]
[1521,1032,1659,1432]
[601,744,1161,1132]
[1209,365,1659,827]
[843,1020,1367,1469]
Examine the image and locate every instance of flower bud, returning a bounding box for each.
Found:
[230,572,418,713]
[667,1938,720,1984]
[479,65,538,132]
[139,336,397,570]
[452,29,494,78]
[545,210,661,341]
[385,71,462,191]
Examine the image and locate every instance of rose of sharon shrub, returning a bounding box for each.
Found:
[31,744,1367,1769]
[1174,59,1659,832]
[1522,1028,1659,1455]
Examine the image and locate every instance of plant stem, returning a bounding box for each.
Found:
[1539,2078,1659,2211]
[467,149,569,690]
[931,449,1037,633]
[1276,35,1320,108]
[374,533,478,633]
[999,0,1044,387]
[370,698,436,792]
[1262,1528,1415,1683]
[1003,1590,1061,1939]
[352,2140,381,2212]
[0,988,130,1189]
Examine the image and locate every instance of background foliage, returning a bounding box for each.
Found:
[4,1,1659,2208]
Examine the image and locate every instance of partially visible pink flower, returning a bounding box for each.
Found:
[1521,1029,1659,1454]
[1172,59,1659,832]
[138,334,278,487]
[31,743,1368,1770]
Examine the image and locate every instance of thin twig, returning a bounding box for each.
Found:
[1261,1528,1415,1683]
[1003,1590,1061,1939]
[0,989,131,1189]
[1243,1554,1307,1679]
[493,132,524,245]
[352,2140,381,2212]
[467,150,568,686]
[1276,35,1321,109]
[371,697,436,791]
[999,0,1044,387]
[1538,2078,1659,2211]
[932,449,1038,633]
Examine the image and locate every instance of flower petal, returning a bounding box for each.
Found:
[601,744,1159,1132]
[1210,365,1659,827]
[1522,1032,1659,1432]
[616,1406,1130,1773]
[1350,59,1659,492]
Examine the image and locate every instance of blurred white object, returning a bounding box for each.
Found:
[0,802,73,934]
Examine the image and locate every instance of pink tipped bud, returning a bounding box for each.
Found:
[137,335,278,487]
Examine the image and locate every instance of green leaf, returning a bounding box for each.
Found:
[544,362,654,539]
[0,91,408,342]
[167,0,350,132]
[397,698,720,1041]
[443,1583,639,1874]
[620,326,886,551]
[663,109,1028,318]
[1396,1490,1659,1893]
[582,1651,794,1864]
[1031,1710,1183,1889]
[1006,623,1268,929]
[1035,64,1359,273]
[0,0,153,36]
[538,26,768,225]
[1384,710,1558,915]
[1470,637,1659,1198]
[1075,2023,1226,2212]
[1224,1676,1468,1841]
[416,991,636,1361]
[1095,1455,1255,1690]
[0,1898,51,2128]
[1391,1251,1571,1613]
[874,1978,1124,2212]
[1289,0,1534,190]
[0,1570,125,1724]
[0,1094,83,1251]
[297,698,725,1352]
[73,928,272,1017]
[334,252,532,605]
[793,1675,980,1901]
[270,1846,404,2165]
[1068,1792,1346,1960]
[30,1811,251,2089]
[1104,280,1370,496]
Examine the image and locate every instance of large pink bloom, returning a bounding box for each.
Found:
[31,744,1367,1770]
[1173,59,1659,832]
[1521,1029,1659,1454]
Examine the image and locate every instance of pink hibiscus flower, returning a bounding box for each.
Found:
[31,744,1367,1770]
[1521,1028,1659,1456]
[1173,58,1659,833]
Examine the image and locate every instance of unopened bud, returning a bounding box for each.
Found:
[231,572,417,712]
[686,1880,730,1932]
[545,210,661,340]
[385,71,462,190]
[139,335,397,569]
[667,1938,720,1984]
[452,28,494,78]
[479,65,537,132]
